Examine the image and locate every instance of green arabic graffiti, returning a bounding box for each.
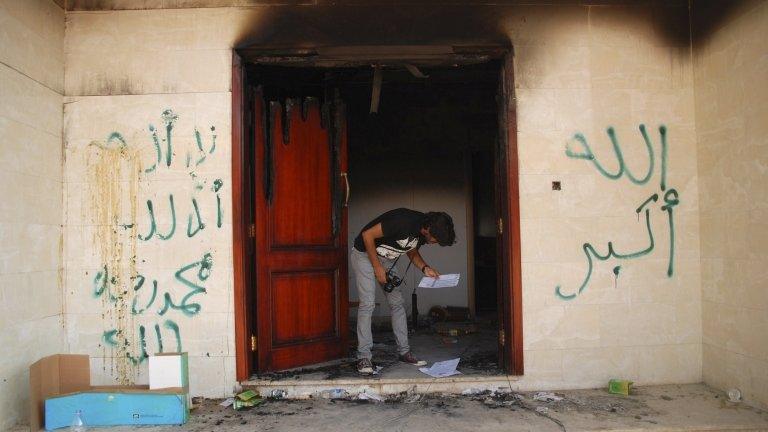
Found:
[131,276,158,315]
[186,198,205,237]
[102,319,181,365]
[161,109,178,168]
[93,109,221,367]
[156,252,213,317]
[138,195,176,241]
[145,125,161,173]
[556,195,657,300]
[193,126,217,166]
[556,124,679,300]
[661,189,679,276]
[213,179,223,228]
[93,265,119,302]
[118,253,213,318]
[566,125,656,185]
[103,329,119,346]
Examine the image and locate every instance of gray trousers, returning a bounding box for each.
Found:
[351,248,410,359]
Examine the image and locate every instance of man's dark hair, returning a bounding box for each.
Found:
[423,212,456,246]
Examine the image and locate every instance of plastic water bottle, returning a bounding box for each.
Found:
[70,410,87,432]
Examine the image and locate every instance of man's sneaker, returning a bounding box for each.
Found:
[357,358,374,374]
[398,352,427,366]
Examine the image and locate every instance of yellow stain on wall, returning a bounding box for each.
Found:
[87,136,141,385]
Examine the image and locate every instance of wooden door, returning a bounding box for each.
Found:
[253,88,349,372]
[496,54,524,375]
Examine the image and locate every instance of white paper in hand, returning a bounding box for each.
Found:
[418,273,460,288]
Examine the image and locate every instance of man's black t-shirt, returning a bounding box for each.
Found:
[353,208,426,259]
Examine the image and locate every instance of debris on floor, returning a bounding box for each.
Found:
[316,389,348,399]
[234,390,265,410]
[236,390,259,400]
[355,390,384,403]
[433,321,478,336]
[460,350,501,374]
[728,388,742,403]
[429,305,471,322]
[95,384,768,432]
[608,379,633,396]
[252,322,502,382]
[419,358,461,378]
[533,392,564,402]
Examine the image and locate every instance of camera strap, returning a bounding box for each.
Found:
[385,254,413,280]
[386,255,401,272]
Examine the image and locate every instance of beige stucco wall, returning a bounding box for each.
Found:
[694,0,768,410]
[0,0,66,428]
[511,5,701,389]
[61,3,702,397]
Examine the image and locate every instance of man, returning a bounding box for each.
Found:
[351,208,456,374]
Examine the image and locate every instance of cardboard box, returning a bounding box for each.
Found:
[149,352,189,390]
[29,355,91,432]
[29,354,189,431]
[44,386,188,430]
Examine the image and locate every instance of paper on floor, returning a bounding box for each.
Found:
[419,358,462,378]
[418,273,460,288]
[533,392,563,402]
[357,391,384,402]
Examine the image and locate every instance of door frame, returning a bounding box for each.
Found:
[232,47,523,380]
[498,53,524,375]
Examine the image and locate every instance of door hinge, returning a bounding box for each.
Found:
[251,334,257,352]
[499,329,506,347]
[498,218,503,235]
[248,224,256,238]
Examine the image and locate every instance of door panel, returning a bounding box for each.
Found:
[254,88,349,372]
[271,270,338,344]
[270,101,334,248]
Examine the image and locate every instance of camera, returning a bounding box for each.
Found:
[381,269,403,293]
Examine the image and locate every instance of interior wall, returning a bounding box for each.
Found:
[61,2,701,396]
[0,0,66,428]
[345,72,496,319]
[347,154,470,318]
[693,0,768,409]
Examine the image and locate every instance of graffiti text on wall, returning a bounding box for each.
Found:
[555,124,680,300]
[86,109,223,382]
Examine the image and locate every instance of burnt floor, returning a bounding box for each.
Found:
[253,319,501,381]
[26,384,768,432]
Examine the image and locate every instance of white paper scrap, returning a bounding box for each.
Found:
[357,391,384,402]
[418,358,462,378]
[219,398,235,407]
[533,392,563,402]
[418,273,460,288]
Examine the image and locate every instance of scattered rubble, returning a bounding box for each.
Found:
[140,385,768,432]
[533,392,563,402]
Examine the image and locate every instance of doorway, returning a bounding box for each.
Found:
[231,48,523,380]
[343,63,500,378]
